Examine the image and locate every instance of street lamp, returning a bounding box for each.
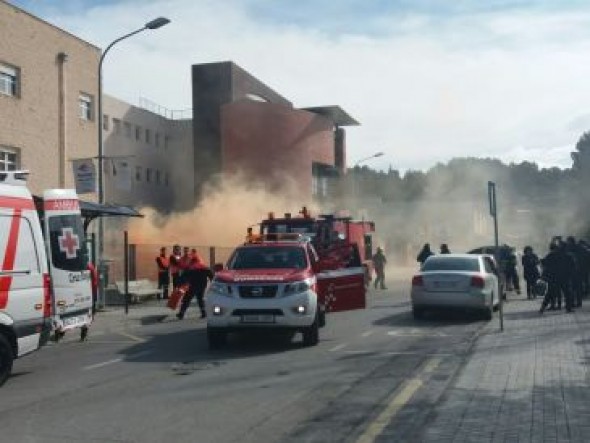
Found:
[352,151,385,200]
[96,17,170,307]
[353,151,384,167]
[97,16,170,207]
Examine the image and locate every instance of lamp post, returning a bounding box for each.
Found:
[96,16,170,308]
[352,151,384,200]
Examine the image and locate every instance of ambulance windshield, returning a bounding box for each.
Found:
[48,214,88,272]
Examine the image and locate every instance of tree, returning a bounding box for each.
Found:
[571,131,590,171]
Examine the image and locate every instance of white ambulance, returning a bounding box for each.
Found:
[0,171,93,386]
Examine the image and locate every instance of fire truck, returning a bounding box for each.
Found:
[205,232,366,348]
[250,207,376,285]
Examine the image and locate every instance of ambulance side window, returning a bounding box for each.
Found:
[0,215,40,273]
[47,215,87,272]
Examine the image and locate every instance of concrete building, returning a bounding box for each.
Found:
[0,0,99,195]
[102,95,193,212]
[192,61,358,203]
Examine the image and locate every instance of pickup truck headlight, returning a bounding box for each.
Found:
[283,279,312,296]
[209,281,233,297]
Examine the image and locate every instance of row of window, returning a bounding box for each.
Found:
[103,115,169,149]
[104,164,169,187]
[2,61,94,122]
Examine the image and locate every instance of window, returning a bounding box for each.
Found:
[135,126,141,141]
[103,115,109,131]
[0,147,19,171]
[164,172,169,187]
[113,119,121,134]
[0,63,19,97]
[79,93,93,121]
[124,122,132,137]
[146,168,152,183]
[164,136,169,150]
[135,166,142,181]
[155,133,160,147]
[145,129,151,144]
[155,170,161,185]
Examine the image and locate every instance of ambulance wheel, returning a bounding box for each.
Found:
[207,327,227,349]
[0,334,14,387]
[302,316,319,347]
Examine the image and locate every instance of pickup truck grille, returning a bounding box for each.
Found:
[238,285,278,298]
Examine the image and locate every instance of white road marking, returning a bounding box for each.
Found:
[83,350,153,371]
[116,331,146,343]
[329,343,348,352]
[387,329,447,337]
[361,330,375,338]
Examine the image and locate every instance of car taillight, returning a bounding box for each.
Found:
[43,273,52,318]
[470,275,485,289]
[412,275,424,286]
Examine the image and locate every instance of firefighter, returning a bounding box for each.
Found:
[177,253,213,320]
[155,247,170,300]
[169,244,182,290]
[372,247,387,290]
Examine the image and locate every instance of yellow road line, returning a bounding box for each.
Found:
[355,357,442,443]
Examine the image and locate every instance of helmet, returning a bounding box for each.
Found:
[532,278,548,298]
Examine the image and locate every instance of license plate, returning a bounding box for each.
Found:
[241,314,275,324]
[435,281,456,288]
[63,314,88,328]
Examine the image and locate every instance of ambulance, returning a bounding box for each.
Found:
[0,171,93,386]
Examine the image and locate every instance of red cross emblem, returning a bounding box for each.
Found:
[58,227,80,259]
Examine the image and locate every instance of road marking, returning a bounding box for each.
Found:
[83,350,153,371]
[83,358,123,370]
[387,329,447,337]
[361,330,375,338]
[329,343,348,352]
[343,350,452,357]
[116,331,146,343]
[355,357,442,443]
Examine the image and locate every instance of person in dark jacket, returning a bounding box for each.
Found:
[540,243,560,313]
[522,246,540,299]
[417,243,434,265]
[177,253,213,320]
[566,236,583,307]
[440,244,451,254]
[504,247,521,295]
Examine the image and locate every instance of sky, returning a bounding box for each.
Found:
[8,0,590,172]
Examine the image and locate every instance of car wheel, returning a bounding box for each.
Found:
[302,316,320,346]
[207,327,227,349]
[482,307,493,321]
[0,334,14,387]
[318,308,326,328]
[412,307,424,319]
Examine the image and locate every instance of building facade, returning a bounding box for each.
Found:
[0,0,99,195]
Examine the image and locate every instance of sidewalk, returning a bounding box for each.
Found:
[91,300,184,332]
[422,296,590,442]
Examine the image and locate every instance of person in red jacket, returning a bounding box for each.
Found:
[155,247,170,300]
[169,244,182,290]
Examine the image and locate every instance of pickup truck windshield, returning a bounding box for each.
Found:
[228,246,307,270]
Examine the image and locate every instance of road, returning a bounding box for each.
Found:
[0,280,488,443]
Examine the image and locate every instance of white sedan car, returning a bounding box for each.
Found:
[411,254,500,320]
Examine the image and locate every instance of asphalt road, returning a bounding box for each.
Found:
[0,280,488,443]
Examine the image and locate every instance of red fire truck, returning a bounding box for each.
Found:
[250,207,376,285]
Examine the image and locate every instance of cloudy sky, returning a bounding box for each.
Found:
[9,0,590,171]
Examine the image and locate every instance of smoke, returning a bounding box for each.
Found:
[126,172,322,247]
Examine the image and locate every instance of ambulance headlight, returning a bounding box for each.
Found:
[209,281,233,297]
[283,279,312,296]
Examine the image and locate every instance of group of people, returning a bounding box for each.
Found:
[156,245,213,319]
[535,236,590,314]
[416,243,451,265]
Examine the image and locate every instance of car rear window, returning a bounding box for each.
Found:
[422,257,480,272]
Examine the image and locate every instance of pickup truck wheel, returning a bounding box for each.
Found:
[0,334,14,387]
[302,316,319,346]
[207,328,227,349]
[412,307,424,319]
